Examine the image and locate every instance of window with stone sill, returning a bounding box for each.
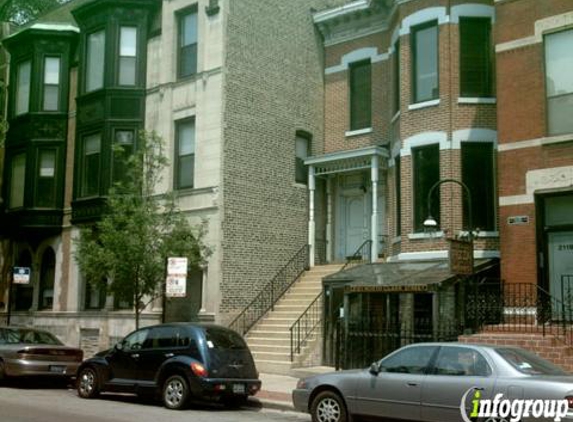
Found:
[462,142,495,231]
[349,60,371,131]
[119,26,137,86]
[545,28,573,136]
[412,144,440,232]
[178,8,198,79]
[460,17,493,98]
[412,21,439,104]
[80,133,101,198]
[175,118,195,189]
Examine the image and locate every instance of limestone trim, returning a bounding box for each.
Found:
[499,166,573,206]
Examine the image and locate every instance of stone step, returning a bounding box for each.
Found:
[247,337,292,347]
[255,359,293,376]
[252,351,291,361]
[248,344,291,353]
[247,330,290,339]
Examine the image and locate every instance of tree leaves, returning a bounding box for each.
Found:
[0,0,70,26]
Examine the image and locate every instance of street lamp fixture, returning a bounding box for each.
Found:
[423,178,474,241]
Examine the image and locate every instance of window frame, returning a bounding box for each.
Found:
[79,133,102,198]
[393,39,401,114]
[85,29,106,93]
[295,132,311,185]
[412,20,439,104]
[349,59,372,131]
[10,152,26,209]
[36,148,57,208]
[15,60,32,116]
[544,28,573,136]
[412,144,440,232]
[461,141,496,231]
[42,56,61,111]
[459,17,493,98]
[112,129,135,185]
[118,26,138,86]
[175,118,196,190]
[177,7,198,79]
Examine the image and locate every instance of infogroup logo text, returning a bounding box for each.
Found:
[460,388,569,422]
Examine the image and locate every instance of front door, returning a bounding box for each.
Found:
[548,231,573,318]
[345,194,368,257]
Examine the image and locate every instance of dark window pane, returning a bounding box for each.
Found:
[350,60,371,130]
[413,22,438,103]
[460,17,493,97]
[119,57,136,86]
[395,157,401,236]
[81,134,101,197]
[36,149,56,208]
[413,144,440,232]
[176,119,195,189]
[462,142,495,231]
[178,155,194,188]
[113,131,134,185]
[295,134,310,184]
[393,39,400,114]
[434,346,491,376]
[86,30,105,92]
[380,346,437,374]
[85,278,107,310]
[178,11,198,78]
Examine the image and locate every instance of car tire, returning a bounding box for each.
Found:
[77,367,100,399]
[0,360,6,384]
[162,374,189,410]
[311,391,348,422]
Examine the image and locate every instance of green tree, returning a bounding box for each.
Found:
[74,130,211,329]
[0,0,69,26]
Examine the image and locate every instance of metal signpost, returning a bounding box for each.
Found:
[162,257,188,323]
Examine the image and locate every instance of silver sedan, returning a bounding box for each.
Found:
[0,327,83,381]
[293,342,573,422]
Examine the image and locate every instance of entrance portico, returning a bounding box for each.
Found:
[305,146,388,267]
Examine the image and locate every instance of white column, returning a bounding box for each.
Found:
[371,155,379,262]
[326,176,333,263]
[199,265,208,314]
[308,165,316,268]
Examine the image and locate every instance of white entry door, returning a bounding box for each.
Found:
[343,193,370,258]
[548,231,573,318]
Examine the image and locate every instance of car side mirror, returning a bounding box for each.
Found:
[115,342,124,351]
[369,362,381,375]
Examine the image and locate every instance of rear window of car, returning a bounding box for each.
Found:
[204,328,247,350]
[496,347,567,375]
[2,328,63,345]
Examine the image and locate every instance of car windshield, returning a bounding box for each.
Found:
[204,328,247,350]
[496,347,567,375]
[1,328,63,345]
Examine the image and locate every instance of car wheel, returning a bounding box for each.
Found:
[311,391,348,422]
[162,375,189,410]
[77,367,100,399]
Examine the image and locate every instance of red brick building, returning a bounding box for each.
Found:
[496,0,573,304]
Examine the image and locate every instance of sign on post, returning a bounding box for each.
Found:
[448,239,474,275]
[13,267,31,284]
[166,257,188,298]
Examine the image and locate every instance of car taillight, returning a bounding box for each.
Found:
[565,396,573,409]
[191,362,208,378]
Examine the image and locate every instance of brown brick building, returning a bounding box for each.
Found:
[496,0,573,305]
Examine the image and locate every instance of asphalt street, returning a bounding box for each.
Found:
[0,382,309,422]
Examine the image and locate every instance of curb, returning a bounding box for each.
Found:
[247,395,295,412]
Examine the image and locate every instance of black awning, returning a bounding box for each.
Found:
[323,259,499,293]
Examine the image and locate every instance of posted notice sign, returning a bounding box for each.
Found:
[13,267,31,284]
[166,257,188,298]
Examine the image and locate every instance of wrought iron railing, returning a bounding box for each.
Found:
[290,292,323,361]
[466,280,573,345]
[341,239,372,271]
[229,244,310,336]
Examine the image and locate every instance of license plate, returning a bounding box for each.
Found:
[232,384,245,394]
[49,365,66,373]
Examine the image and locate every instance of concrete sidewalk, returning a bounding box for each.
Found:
[249,367,336,411]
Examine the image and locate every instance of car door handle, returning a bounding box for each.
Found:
[407,382,418,387]
[164,353,174,358]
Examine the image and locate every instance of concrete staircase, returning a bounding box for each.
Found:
[247,264,342,375]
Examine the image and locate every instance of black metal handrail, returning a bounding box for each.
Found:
[466,280,573,345]
[341,239,372,271]
[290,291,323,361]
[229,244,310,336]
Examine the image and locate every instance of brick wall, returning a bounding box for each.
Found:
[220,0,348,318]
